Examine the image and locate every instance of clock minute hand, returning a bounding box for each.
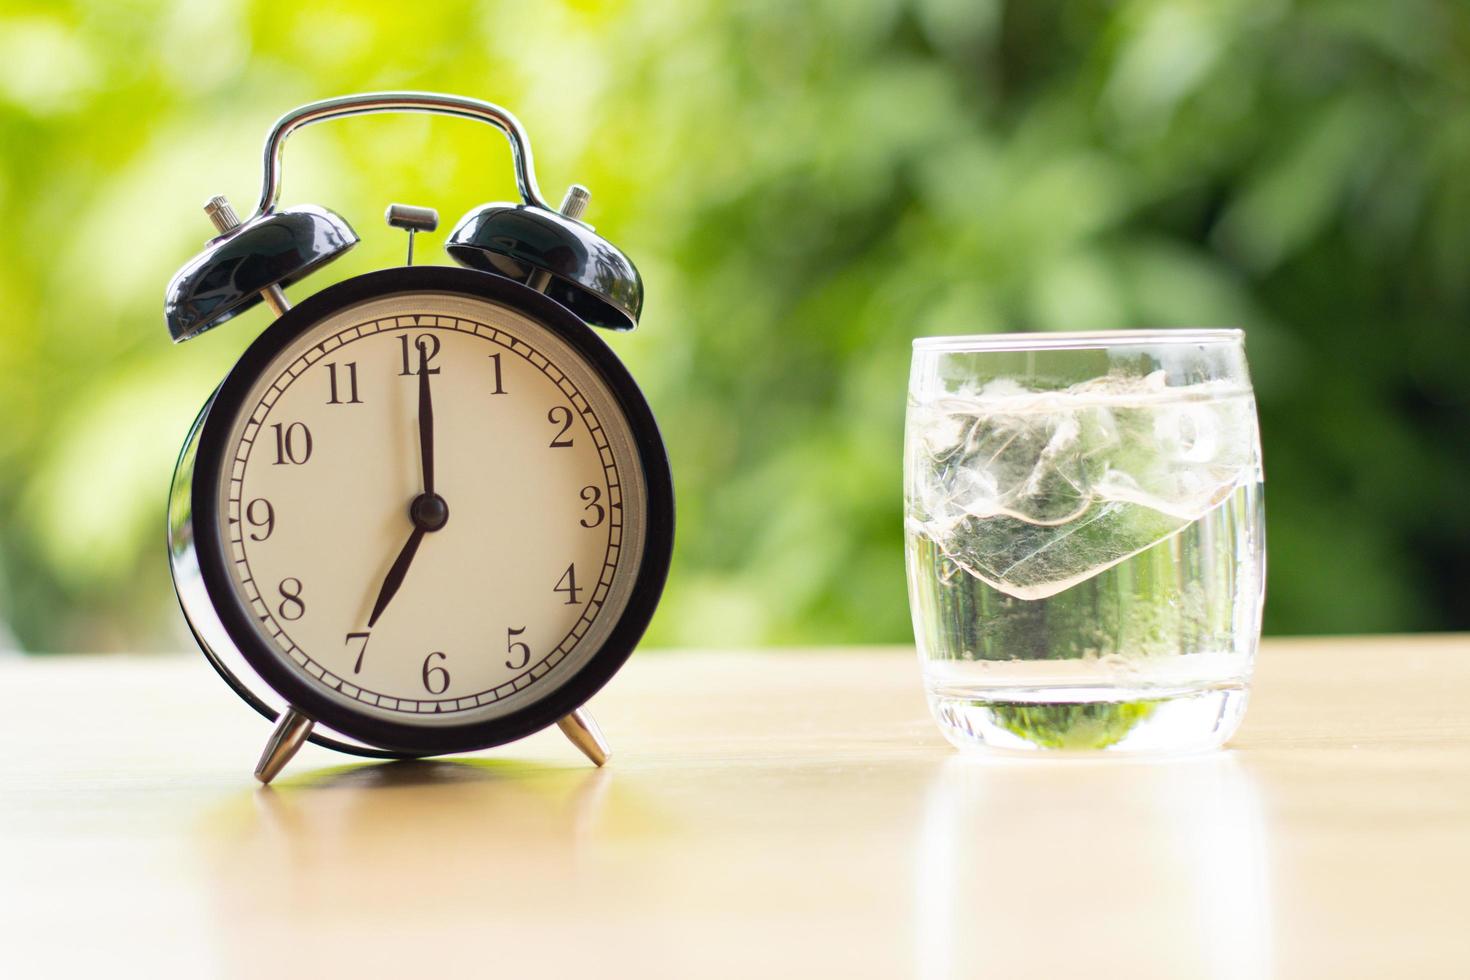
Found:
[417,340,434,495]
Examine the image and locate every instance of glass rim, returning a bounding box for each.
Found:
[912,328,1244,353]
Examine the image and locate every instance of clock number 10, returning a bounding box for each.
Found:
[271,422,313,465]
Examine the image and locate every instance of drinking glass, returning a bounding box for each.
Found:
[904,330,1264,753]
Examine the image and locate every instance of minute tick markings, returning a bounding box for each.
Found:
[225,309,627,715]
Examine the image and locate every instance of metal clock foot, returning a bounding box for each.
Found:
[557,709,610,767]
[254,707,314,784]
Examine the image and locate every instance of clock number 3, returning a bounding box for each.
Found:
[579,485,606,528]
[505,626,530,670]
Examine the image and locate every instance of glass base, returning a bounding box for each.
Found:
[928,686,1249,755]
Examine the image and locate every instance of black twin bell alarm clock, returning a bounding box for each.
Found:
[165,93,673,783]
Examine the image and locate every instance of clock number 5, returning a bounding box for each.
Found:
[422,651,450,695]
[505,626,530,670]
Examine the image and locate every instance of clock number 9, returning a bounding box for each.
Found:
[276,577,305,621]
[422,651,450,695]
[579,486,606,528]
[505,626,530,670]
[245,498,275,541]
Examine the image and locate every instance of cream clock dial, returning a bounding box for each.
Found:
[220,292,647,723]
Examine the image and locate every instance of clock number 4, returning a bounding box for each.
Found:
[325,361,362,405]
[271,422,313,465]
[554,564,582,605]
[399,334,441,376]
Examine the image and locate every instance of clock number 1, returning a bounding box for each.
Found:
[488,353,507,395]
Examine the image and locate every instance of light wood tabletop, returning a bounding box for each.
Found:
[2,635,1468,978]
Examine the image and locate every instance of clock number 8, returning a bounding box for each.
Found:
[276,577,305,621]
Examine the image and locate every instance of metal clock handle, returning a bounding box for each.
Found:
[252,91,553,219]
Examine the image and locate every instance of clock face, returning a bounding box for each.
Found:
[210,290,649,728]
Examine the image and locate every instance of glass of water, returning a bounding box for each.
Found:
[905,330,1264,754]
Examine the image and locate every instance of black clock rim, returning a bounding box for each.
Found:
[191,265,674,756]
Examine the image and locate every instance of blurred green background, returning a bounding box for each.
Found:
[0,0,1466,654]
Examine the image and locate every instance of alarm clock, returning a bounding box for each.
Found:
[164,93,673,783]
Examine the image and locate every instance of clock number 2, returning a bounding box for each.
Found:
[548,406,575,448]
[505,626,530,670]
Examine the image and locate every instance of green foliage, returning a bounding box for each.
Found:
[0,0,1467,650]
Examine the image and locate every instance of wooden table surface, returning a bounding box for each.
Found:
[2,635,1468,978]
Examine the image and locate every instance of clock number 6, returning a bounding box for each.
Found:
[505,626,530,670]
[422,651,450,695]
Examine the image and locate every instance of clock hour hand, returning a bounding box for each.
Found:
[367,526,425,629]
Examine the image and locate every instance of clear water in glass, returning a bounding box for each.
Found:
[905,331,1265,753]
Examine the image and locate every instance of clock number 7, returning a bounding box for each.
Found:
[345,631,371,674]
